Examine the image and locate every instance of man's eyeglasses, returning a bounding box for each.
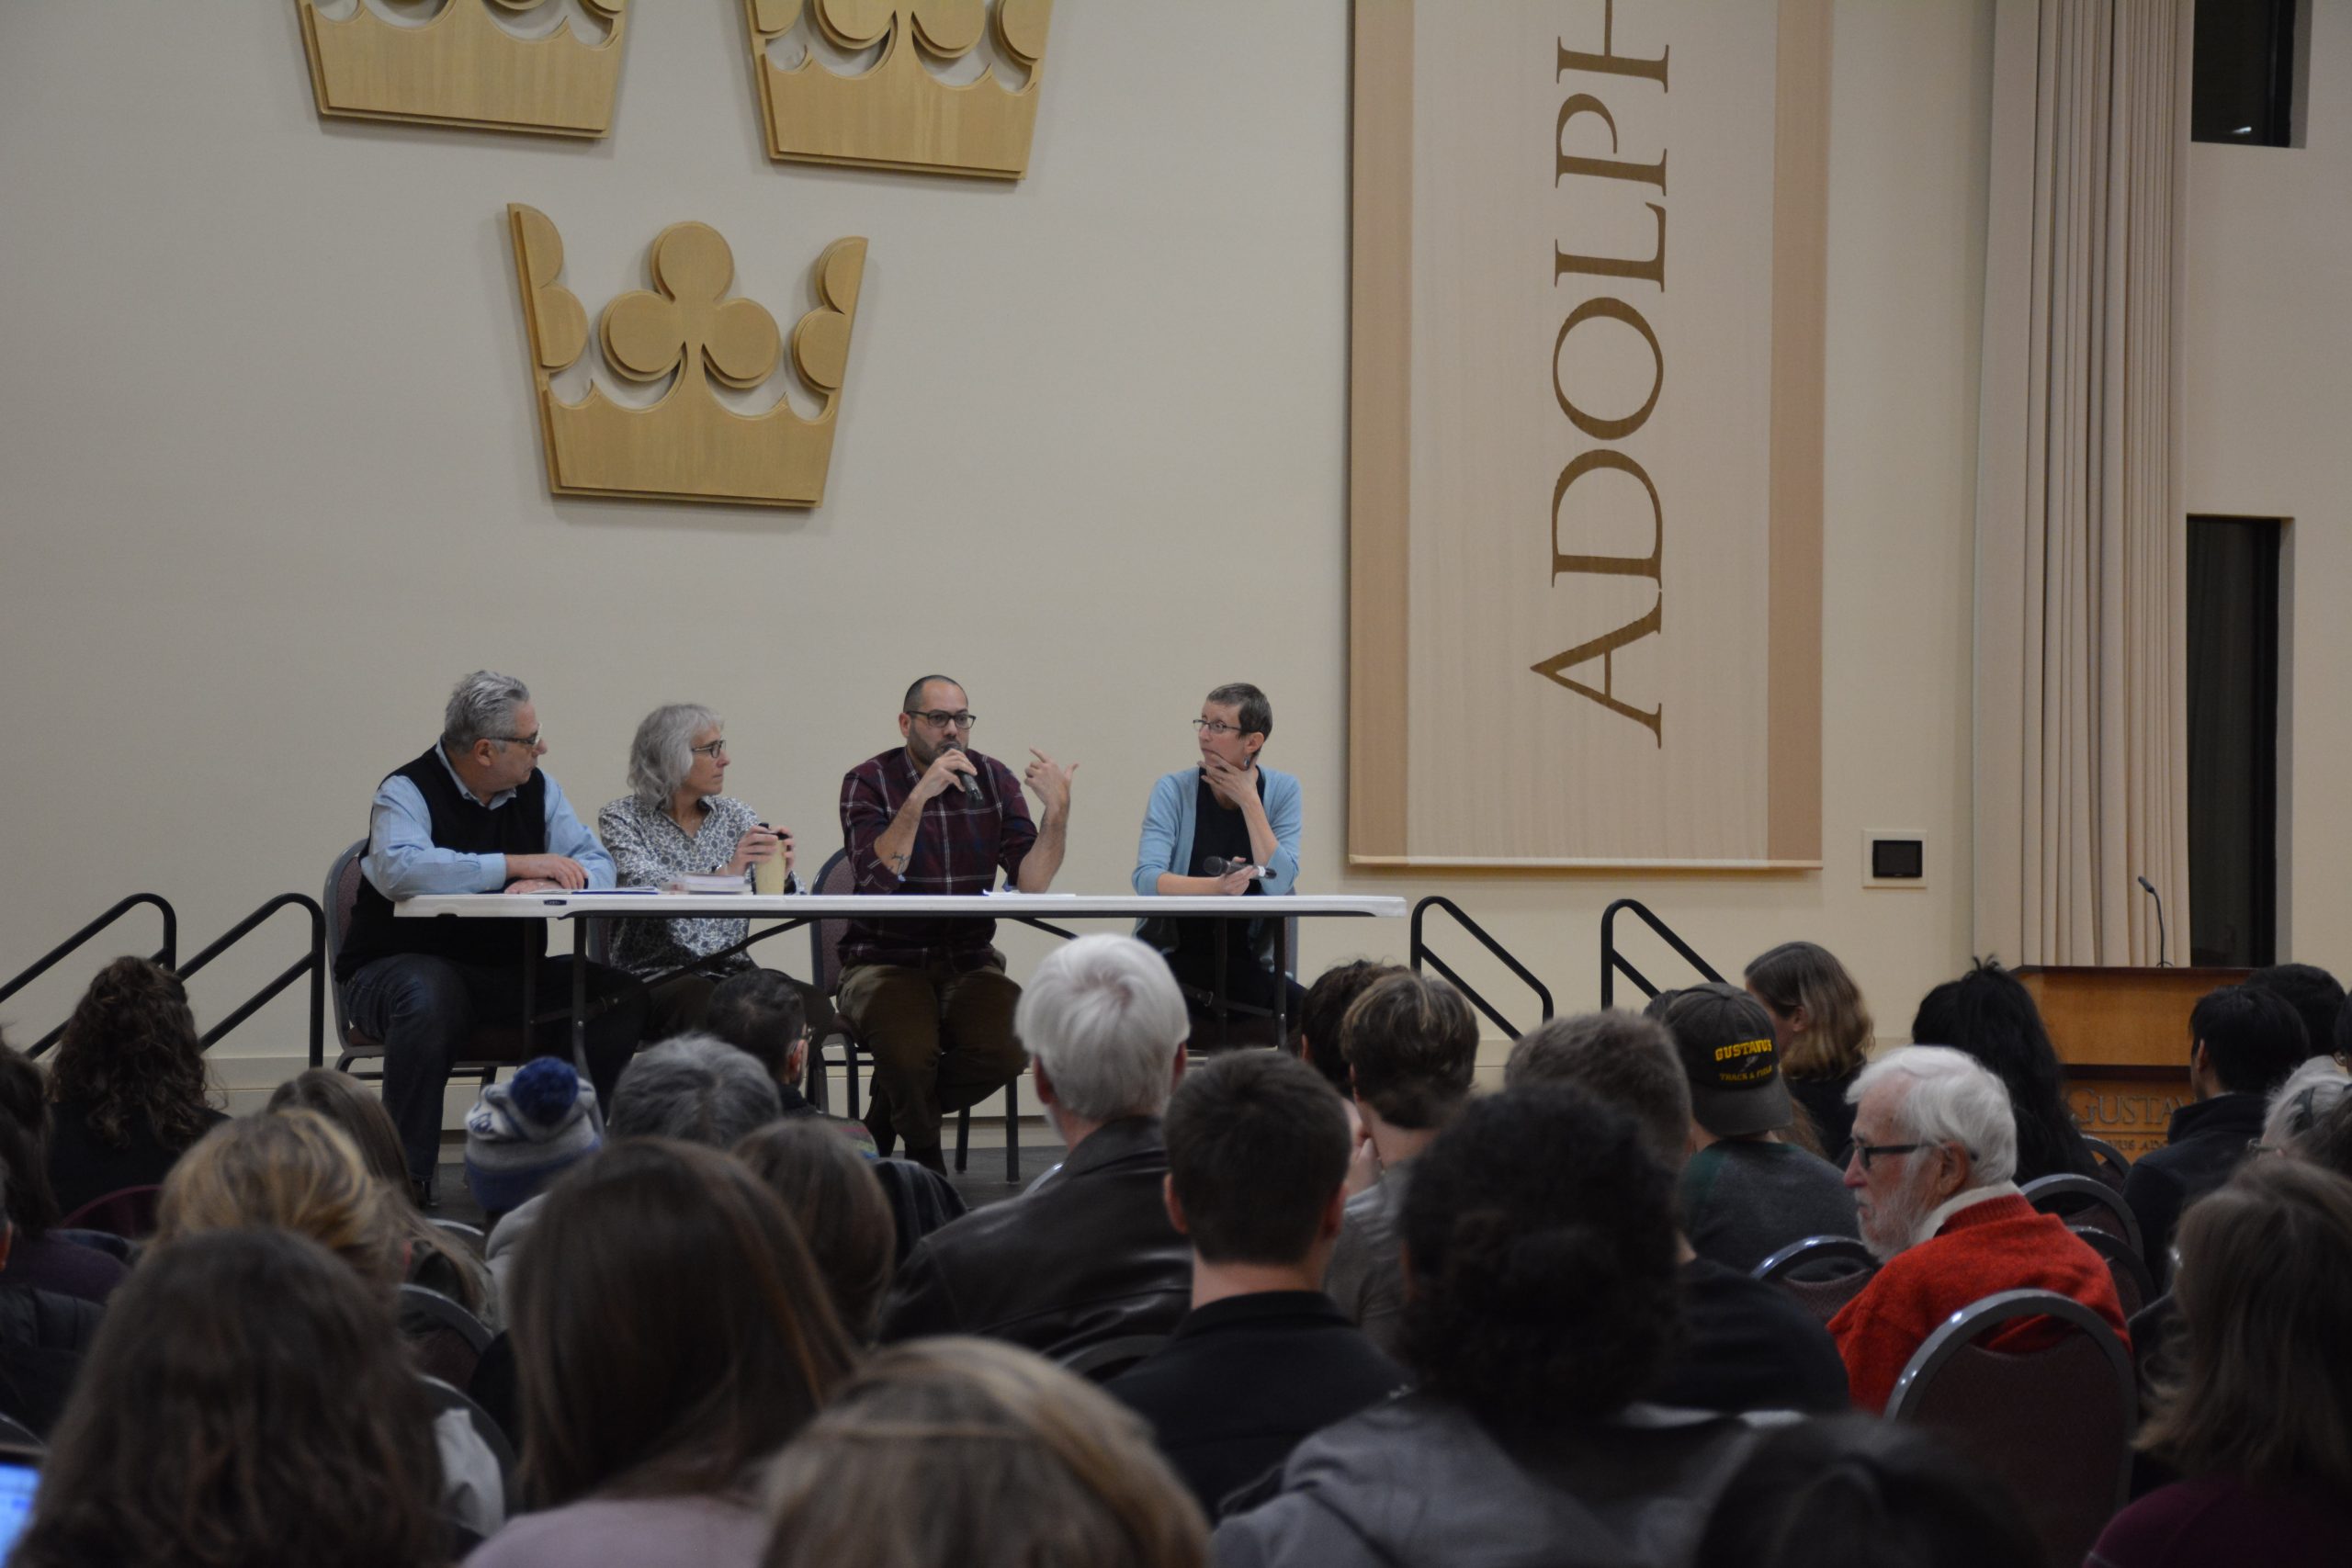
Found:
[489,732,542,749]
[905,710,977,730]
[1193,718,1253,738]
[1847,1141,1970,1171]
[689,739,728,759]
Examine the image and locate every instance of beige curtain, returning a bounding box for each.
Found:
[1974,0,2191,966]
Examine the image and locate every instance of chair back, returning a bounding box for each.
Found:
[2071,1225,2154,1318]
[0,1412,40,1453]
[1059,1334,1169,1383]
[2022,1172,2143,1258]
[401,1283,495,1391]
[2082,1135,2132,1192]
[417,1372,516,1497]
[1885,1288,2135,1568]
[59,1184,163,1240]
[809,848,857,997]
[324,838,369,1043]
[1754,1235,1879,1325]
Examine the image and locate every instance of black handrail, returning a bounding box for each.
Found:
[1409,897,1554,1040]
[2,895,178,1058]
[175,894,328,1067]
[1599,897,1723,1008]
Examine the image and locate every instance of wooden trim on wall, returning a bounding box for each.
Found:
[1347,0,1414,863]
[1766,0,1830,864]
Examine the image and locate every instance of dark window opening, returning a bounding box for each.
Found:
[2186,516,2281,967]
[2192,0,2299,147]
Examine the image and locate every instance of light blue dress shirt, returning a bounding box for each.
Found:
[364,744,616,897]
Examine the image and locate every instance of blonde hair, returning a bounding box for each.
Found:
[763,1338,1207,1568]
[155,1110,401,1290]
[1745,941,1874,1080]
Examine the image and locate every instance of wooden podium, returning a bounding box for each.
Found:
[2016,966,2249,1157]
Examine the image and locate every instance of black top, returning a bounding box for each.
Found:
[1656,1257,1849,1416]
[1106,1291,1407,1518]
[47,1095,227,1220]
[335,747,548,981]
[0,1282,105,1438]
[1788,1071,1859,1165]
[2123,1092,2268,1287]
[1170,773,1266,969]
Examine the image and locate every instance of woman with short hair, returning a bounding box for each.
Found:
[763,1337,1207,1568]
[43,955,226,1217]
[1744,940,1875,1161]
[11,1226,446,1568]
[2091,1159,2352,1565]
[470,1138,857,1568]
[596,704,824,1041]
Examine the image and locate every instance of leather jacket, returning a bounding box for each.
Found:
[878,1116,1190,1364]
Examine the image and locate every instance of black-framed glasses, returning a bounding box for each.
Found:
[1849,1142,1934,1171]
[488,732,542,749]
[689,739,728,759]
[905,709,977,730]
[1193,718,1252,737]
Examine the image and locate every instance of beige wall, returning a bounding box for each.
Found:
[2183,0,2352,970]
[0,1,1994,1111]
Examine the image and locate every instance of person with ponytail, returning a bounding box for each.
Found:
[1216,1087,1781,1567]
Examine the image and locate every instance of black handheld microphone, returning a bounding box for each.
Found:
[944,744,981,800]
[2136,874,2169,967]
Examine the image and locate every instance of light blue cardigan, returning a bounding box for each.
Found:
[1130,765,1302,964]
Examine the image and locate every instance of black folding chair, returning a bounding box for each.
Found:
[1754,1235,1880,1325]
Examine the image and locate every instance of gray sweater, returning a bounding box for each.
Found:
[1676,1140,1859,1274]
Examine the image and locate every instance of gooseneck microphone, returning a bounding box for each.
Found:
[2137,874,2169,967]
[944,744,981,800]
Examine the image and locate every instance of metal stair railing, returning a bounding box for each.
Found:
[1408,897,1554,1040]
[0,895,178,1057]
[1599,897,1723,1008]
[174,894,329,1067]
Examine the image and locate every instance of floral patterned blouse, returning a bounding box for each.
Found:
[594,794,798,978]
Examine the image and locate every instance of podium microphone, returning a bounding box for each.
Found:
[944,744,982,800]
[2137,874,2169,967]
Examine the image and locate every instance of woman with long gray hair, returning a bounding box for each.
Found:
[596,704,807,1039]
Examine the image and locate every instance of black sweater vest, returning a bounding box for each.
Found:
[334,749,548,981]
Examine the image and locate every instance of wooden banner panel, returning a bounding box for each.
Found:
[1348,0,1827,867]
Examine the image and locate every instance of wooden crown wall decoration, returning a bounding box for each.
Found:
[296,0,629,138]
[743,0,1053,179]
[507,207,868,507]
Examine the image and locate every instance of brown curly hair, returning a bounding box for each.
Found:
[49,956,217,1152]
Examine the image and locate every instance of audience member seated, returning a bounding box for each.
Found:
[1322,971,1477,1356]
[0,1032,127,1303]
[596,703,831,1041]
[2261,1057,2351,1157]
[154,1109,505,1539]
[763,1338,1208,1568]
[42,955,227,1219]
[1506,1011,1849,1416]
[880,934,1190,1362]
[11,1227,447,1568]
[465,1055,602,1241]
[2295,1083,2352,1174]
[1693,1416,2045,1568]
[2126,983,2311,1284]
[0,1150,104,1438]
[1106,1052,1406,1517]
[735,1119,897,1342]
[269,1066,497,1325]
[1130,682,1306,1032]
[335,671,644,1199]
[1743,941,1876,1163]
[2090,1161,2352,1568]
[1909,960,2098,1185]
[485,1035,775,1294]
[2245,961,2346,1073]
[1217,1088,1781,1567]
[469,1140,856,1568]
[1829,1046,2125,1414]
[707,968,966,1263]
[1647,984,1858,1273]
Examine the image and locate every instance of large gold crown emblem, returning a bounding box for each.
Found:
[744,0,1053,179]
[507,207,867,508]
[296,0,629,138]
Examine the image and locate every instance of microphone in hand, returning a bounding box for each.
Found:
[943,744,981,800]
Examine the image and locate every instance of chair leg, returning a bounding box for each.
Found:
[1003,1076,1020,1184]
[808,1043,830,1114]
[954,1105,971,1174]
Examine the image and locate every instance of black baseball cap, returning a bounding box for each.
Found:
[1646,982,1792,1137]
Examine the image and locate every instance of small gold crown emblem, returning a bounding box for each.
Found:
[296,0,629,138]
[744,0,1053,179]
[506,206,868,508]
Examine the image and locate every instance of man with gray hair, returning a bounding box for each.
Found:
[1829,1045,2126,1412]
[337,671,643,1202]
[879,934,1193,1362]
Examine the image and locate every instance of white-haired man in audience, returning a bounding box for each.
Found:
[1829,1045,2126,1412]
[878,933,1192,1362]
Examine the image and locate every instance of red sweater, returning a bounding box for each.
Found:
[1827,1192,2129,1414]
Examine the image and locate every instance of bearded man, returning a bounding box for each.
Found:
[1827,1045,2127,1412]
